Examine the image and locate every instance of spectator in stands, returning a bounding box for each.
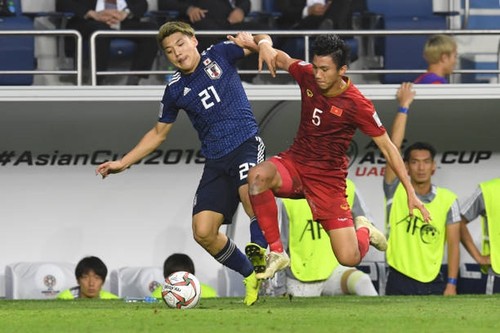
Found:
[158,0,270,82]
[57,0,158,85]
[272,1,356,63]
[275,0,354,31]
[460,179,498,276]
[57,256,118,299]
[151,253,218,299]
[271,179,378,297]
[383,82,461,295]
[414,34,457,84]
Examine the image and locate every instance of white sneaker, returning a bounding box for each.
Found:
[256,251,290,280]
[355,216,388,251]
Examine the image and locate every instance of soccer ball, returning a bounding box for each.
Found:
[161,271,201,309]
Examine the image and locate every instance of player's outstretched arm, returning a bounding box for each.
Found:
[96,122,172,179]
[373,132,431,222]
[384,82,415,185]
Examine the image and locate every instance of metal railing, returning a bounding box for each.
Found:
[0,30,83,85]
[1,29,500,86]
[90,29,500,85]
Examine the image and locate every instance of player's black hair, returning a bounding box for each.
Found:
[311,34,350,69]
[163,253,195,278]
[75,256,108,282]
[403,142,437,162]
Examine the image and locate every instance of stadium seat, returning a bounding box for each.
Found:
[109,266,163,298]
[0,0,35,85]
[459,0,500,83]
[365,0,447,83]
[4,262,75,299]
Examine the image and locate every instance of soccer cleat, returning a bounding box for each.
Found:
[355,216,388,251]
[256,251,290,280]
[245,243,267,274]
[243,271,260,306]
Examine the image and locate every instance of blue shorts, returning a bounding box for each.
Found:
[193,136,265,224]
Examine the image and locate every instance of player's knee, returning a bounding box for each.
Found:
[192,226,216,247]
[248,166,271,194]
[336,252,361,267]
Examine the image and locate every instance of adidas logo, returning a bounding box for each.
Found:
[183,87,191,96]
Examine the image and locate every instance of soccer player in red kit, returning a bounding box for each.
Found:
[244,34,431,279]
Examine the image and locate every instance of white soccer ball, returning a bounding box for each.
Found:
[161,271,201,309]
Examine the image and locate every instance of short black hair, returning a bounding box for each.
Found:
[311,34,350,69]
[403,142,437,162]
[163,253,195,278]
[75,256,108,282]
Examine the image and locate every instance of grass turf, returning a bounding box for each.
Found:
[1,295,499,333]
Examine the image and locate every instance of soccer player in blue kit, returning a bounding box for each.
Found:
[96,21,275,305]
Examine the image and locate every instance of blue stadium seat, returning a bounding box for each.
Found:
[460,0,500,83]
[366,0,447,84]
[0,0,35,85]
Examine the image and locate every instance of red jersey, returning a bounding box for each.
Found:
[285,60,386,171]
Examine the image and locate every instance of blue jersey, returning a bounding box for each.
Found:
[159,41,258,159]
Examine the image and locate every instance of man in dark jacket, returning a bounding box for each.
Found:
[57,0,158,84]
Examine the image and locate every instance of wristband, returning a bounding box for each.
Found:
[447,277,457,285]
[398,106,409,114]
[258,39,272,46]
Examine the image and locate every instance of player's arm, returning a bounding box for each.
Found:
[444,219,460,296]
[96,122,172,178]
[460,217,491,265]
[384,82,415,185]
[373,132,431,222]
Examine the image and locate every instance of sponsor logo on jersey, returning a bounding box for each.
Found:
[330,105,343,117]
[306,89,313,97]
[340,203,349,210]
[183,87,191,96]
[204,62,223,80]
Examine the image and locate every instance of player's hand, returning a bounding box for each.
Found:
[408,195,432,223]
[477,255,491,266]
[227,31,256,49]
[443,283,457,296]
[397,82,415,108]
[258,43,278,77]
[95,160,127,179]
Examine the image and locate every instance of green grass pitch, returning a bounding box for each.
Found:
[1,295,499,333]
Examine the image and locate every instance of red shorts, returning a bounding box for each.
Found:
[270,152,354,231]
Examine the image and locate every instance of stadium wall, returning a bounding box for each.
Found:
[0,84,499,297]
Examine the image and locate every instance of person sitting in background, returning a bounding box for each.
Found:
[56,0,158,85]
[275,0,354,31]
[273,0,355,59]
[57,256,118,299]
[152,253,218,299]
[414,34,457,84]
[271,178,378,297]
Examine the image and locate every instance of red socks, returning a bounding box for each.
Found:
[249,190,283,252]
[356,227,370,260]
